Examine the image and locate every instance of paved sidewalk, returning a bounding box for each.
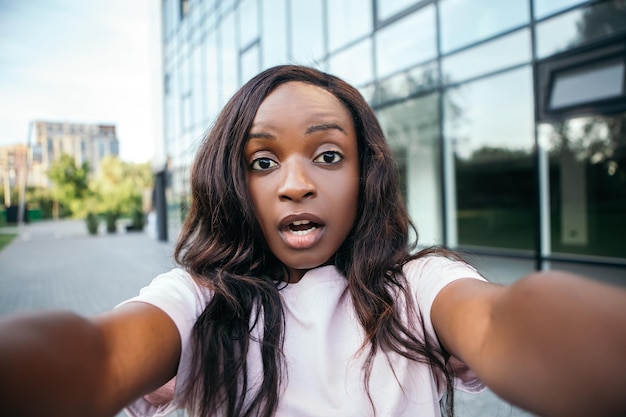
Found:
[0,219,176,316]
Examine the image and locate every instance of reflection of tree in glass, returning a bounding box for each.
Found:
[572,0,626,47]
[440,80,471,161]
[547,113,625,178]
[372,63,439,106]
[577,0,626,41]
[545,112,626,257]
[464,146,530,162]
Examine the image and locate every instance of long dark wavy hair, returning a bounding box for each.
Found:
[174,65,456,416]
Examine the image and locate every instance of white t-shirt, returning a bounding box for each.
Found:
[121,256,486,417]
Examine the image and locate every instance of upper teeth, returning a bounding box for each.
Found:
[292,220,310,226]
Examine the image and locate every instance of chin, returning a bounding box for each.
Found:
[287,254,335,269]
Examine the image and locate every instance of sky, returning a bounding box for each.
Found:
[0,0,156,163]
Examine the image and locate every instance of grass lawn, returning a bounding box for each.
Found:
[0,233,17,252]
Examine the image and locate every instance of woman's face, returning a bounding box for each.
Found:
[245,81,360,283]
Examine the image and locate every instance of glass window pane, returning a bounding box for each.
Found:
[550,59,625,109]
[262,0,288,67]
[375,5,436,78]
[445,67,535,250]
[193,43,206,127]
[327,0,372,52]
[179,53,192,131]
[290,0,325,64]
[205,30,220,120]
[534,0,589,19]
[171,65,180,137]
[328,39,373,86]
[442,28,531,84]
[167,0,177,34]
[205,4,218,29]
[241,44,260,84]
[358,83,376,103]
[377,93,443,246]
[536,1,626,59]
[220,0,236,14]
[440,0,529,53]
[164,75,174,140]
[179,52,190,96]
[376,0,420,22]
[374,61,439,105]
[219,12,238,104]
[182,94,192,132]
[539,112,626,260]
[238,0,258,48]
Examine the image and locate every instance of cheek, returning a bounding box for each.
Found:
[335,176,360,226]
[247,177,278,240]
[247,180,265,222]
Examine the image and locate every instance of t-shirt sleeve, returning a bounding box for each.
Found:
[116,268,212,417]
[404,255,487,394]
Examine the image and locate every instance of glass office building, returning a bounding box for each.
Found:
[156,0,626,282]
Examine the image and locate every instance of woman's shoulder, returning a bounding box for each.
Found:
[140,268,209,296]
[118,267,213,322]
[401,252,485,298]
[403,252,480,278]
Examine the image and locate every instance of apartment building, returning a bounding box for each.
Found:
[31,120,119,188]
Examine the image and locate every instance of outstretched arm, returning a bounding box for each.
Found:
[0,302,180,417]
[432,271,626,417]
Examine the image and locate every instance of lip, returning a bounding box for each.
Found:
[278,213,324,229]
[278,213,325,250]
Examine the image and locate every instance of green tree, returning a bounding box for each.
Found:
[47,154,90,218]
[0,187,19,209]
[26,186,55,219]
[89,156,153,226]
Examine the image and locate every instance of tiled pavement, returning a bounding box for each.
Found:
[0,219,175,316]
[0,220,535,417]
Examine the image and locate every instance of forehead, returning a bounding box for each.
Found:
[252,81,354,129]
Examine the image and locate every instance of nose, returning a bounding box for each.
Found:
[278,157,316,201]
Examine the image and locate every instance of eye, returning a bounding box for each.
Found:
[313,151,343,164]
[250,157,278,171]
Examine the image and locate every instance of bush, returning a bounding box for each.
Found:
[105,211,118,234]
[85,212,99,235]
[132,207,145,231]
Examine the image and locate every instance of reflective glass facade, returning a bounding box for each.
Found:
[159,0,626,276]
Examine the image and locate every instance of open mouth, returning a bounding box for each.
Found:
[287,219,320,236]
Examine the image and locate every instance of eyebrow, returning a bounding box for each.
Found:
[248,122,347,141]
[248,132,275,140]
[305,123,347,136]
